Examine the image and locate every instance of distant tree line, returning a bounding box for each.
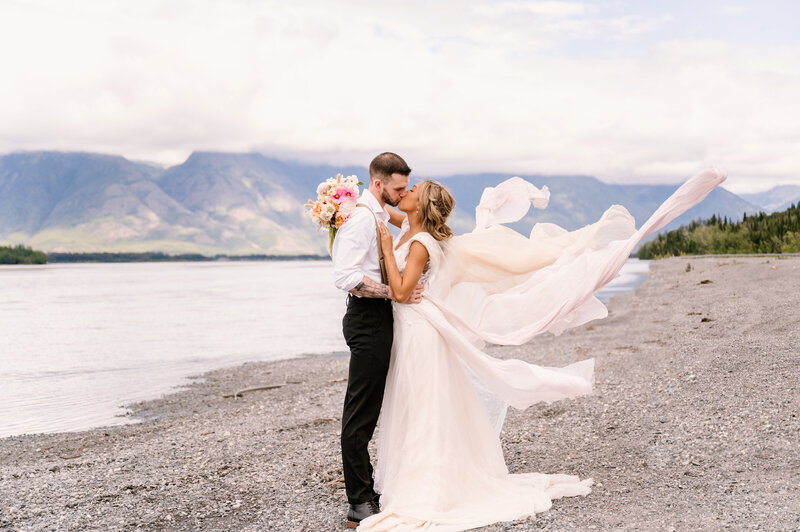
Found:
[47,252,329,263]
[637,203,800,259]
[0,244,47,264]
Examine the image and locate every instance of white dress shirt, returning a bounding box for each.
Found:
[332,190,390,292]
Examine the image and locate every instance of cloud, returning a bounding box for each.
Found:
[473,1,587,18]
[0,0,798,193]
[722,5,750,15]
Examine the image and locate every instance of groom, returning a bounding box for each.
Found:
[332,152,423,528]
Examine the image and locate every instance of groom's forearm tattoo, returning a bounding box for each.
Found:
[350,277,391,299]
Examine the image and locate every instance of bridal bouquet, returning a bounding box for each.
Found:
[306,173,363,254]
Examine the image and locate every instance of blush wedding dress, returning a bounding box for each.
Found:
[357,169,727,531]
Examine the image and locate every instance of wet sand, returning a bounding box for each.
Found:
[1,256,798,531]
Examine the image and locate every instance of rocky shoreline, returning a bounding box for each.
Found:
[1,256,799,531]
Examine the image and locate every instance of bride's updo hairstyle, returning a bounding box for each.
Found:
[418,180,455,241]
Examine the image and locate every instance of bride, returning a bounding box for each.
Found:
[357,170,726,531]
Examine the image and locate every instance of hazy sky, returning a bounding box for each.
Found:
[1,0,799,192]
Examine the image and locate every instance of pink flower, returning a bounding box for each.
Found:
[330,186,351,204]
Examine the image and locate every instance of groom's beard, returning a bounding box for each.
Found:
[381,189,401,207]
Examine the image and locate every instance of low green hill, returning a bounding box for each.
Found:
[637,204,800,259]
[0,244,47,264]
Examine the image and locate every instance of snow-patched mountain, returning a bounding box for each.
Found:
[739,185,800,213]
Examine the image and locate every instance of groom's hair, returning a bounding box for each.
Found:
[369,152,411,182]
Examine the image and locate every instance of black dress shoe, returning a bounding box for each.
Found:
[346,500,380,528]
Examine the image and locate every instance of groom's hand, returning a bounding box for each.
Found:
[402,283,424,304]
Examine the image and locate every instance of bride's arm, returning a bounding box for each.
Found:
[379,224,428,303]
[386,206,407,228]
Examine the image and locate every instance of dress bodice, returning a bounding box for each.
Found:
[393,219,441,287]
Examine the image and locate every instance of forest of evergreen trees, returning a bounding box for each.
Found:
[637,203,800,259]
[0,244,47,264]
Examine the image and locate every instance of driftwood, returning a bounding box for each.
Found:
[222,377,345,398]
[323,468,345,488]
[221,384,285,398]
[327,476,345,487]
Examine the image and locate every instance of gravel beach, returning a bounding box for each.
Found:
[1,256,799,531]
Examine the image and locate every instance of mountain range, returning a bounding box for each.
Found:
[0,151,774,255]
[739,185,800,213]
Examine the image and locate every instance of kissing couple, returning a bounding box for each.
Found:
[331,152,726,530]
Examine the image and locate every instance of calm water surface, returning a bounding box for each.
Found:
[0,259,648,438]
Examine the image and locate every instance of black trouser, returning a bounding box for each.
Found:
[341,294,393,505]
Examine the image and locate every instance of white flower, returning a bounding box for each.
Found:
[319,201,336,222]
[339,200,357,217]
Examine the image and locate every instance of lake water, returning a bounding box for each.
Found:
[0,259,649,438]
